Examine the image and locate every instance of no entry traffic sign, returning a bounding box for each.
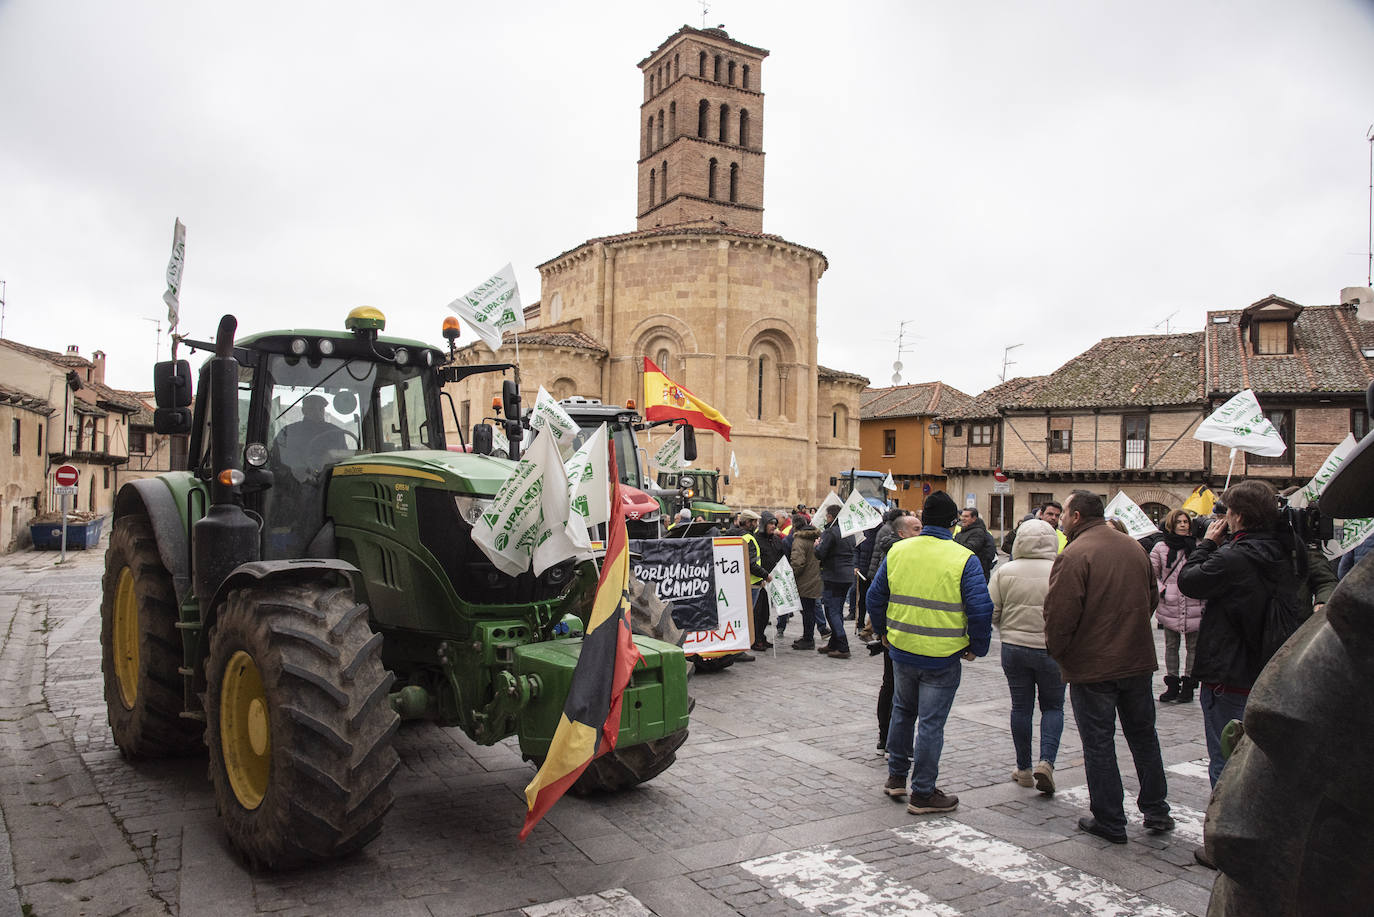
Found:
[54,464,79,493]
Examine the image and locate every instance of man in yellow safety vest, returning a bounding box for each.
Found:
[867,491,993,815]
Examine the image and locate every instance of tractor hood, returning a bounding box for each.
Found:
[330,450,517,495]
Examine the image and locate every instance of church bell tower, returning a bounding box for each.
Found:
[636,26,767,233]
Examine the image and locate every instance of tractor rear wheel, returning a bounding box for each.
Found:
[204,579,399,869]
[566,726,690,796]
[99,514,201,757]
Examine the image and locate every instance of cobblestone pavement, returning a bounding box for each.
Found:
[0,537,1218,916]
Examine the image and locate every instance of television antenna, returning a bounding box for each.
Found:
[143,317,163,362]
[0,280,6,339]
[890,320,916,384]
[1153,310,1179,334]
[999,343,1023,383]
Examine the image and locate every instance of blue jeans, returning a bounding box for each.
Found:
[798,596,820,640]
[887,659,962,796]
[1000,643,1065,770]
[1200,684,1248,787]
[821,581,849,651]
[1068,675,1170,834]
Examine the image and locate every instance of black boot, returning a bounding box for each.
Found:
[1158,675,1180,704]
[1177,676,1196,703]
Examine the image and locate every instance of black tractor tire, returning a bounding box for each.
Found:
[689,653,737,673]
[99,514,202,757]
[566,726,690,796]
[205,580,399,869]
[1205,556,1374,916]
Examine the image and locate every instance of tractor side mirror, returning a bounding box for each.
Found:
[154,408,192,435]
[501,380,521,421]
[681,424,698,462]
[829,476,838,486]
[154,360,192,409]
[471,423,494,456]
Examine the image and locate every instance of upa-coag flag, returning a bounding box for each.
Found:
[643,357,732,441]
[519,444,642,840]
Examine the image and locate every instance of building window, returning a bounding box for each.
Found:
[1353,409,1370,441]
[718,103,730,143]
[1140,502,1169,524]
[728,60,735,84]
[673,53,679,78]
[10,418,18,456]
[657,108,665,147]
[729,162,738,202]
[129,430,147,454]
[742,64,750,89]
[1123,413,1148,469]
[883,429,896,456]
[708,158,717,199]
[1255,320,1291,355]
[1029,492,1055,510]
[713,54,721,81]
[103,467,110,489]
[970,423,992,446]
[739,109,749,147]
[646,116,654,153]
[36,423,43,456]
[649,73,655,96]
[987,496,1014,531]
[661,160,668,202]
[1249,409,1294,465]
[460,400,471,433]
[698,99,708,137]
[649,169,656,205]
[832,411,837,439]
[953,423,963,438]
[1049,417,1072,453]
[668,101,676,138]
[699,51,707,76]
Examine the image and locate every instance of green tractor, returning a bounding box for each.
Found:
[100,309,690,868]
[655,468,732,526]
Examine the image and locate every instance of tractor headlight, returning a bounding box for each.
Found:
[453,495,494,526]
[317,338,335,356]
[290,338,309,356]
[244,443,269,467]
[393,347,410,366]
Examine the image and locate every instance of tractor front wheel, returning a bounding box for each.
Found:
[205,579,399,869]
[567,726,690,796]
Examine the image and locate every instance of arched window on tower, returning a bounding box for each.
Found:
[742,64,750,90]
[708,158,718,199]
[649,73,655,96]
[718,103,730,143]
[739,109,750,148]
[699,50,707,76]
[697,99,708,138]
[673,54,679,79]
[728,60,736,85]
[668,101,676,138]
[713,55,721,81]
[661,160,668,202]
[657,108,664,147]
[658,65,664,90]
[649,168,656,206]
[729,163,739,202]
[646,115,654,153]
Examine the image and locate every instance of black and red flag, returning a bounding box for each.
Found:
[519,443,642,840]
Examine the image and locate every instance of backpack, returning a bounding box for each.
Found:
[1259,587,1304,665]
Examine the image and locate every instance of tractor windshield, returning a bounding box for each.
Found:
[853,476,885,503]
[569,419,643,489]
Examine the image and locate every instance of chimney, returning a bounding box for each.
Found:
[66,345,80,355]
[1342,286,1374,322]
[92,350,106,384]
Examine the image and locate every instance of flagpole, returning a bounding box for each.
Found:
[1224,448,1237,491]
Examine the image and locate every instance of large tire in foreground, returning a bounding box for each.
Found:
[1206,556,1374,916]
[205,580,399,869]
[99,514,202,757]
[566,726,690,796]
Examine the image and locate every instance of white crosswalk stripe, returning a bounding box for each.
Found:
[1167,758,1212,782]
[522,888,654,916]
[1055,785,1206,845]
[896,821,1190,917]
[742,846,963,916]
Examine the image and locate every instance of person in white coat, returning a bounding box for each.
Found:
[988,519,1063,794]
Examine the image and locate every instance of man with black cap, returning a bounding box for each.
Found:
[867,490,993,814]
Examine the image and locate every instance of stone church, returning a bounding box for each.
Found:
[443,25,865,510]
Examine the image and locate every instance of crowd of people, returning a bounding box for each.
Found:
[698,478,1354,866]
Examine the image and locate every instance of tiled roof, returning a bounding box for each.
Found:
[1010,332,1205,410]
[940,376,1048,420]
[861,381,975,419]
[0,338,91,368]
[0,382,54,415]
[818,365,870,386]
[82,380,144,413]
[538,226,827,271]
[126,392,156,427]
[1206,302,1374,396]
[503,329,608,354]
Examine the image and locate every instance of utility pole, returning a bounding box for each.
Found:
[999,343,1023,383]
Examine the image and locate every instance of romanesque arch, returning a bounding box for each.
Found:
[743,327,798,422]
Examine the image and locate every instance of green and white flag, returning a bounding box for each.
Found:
[1289,435,1373,559]
[883,471,897,491]
[1333,517,1374,559]
[529,386,578,453]
[653,427,688,471]
[446,263,524,352]
[766,560,803,621]
[1104,491,1157,539]
[837,488,883,538]
[163,218,186,332]
[472,429,585,577]
[815,490,844,521]
[729,450,740,478]
[1194,389,1287,456]
[491,423,511,459]
[564,423,610,537]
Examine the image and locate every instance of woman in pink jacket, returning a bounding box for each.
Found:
[1149,509,1205,703]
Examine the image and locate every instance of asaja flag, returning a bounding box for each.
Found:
[1104,492,1158,539]
[1194,389,1287,457]
[653,426,688,471]
[837,488,883,538]
[163,218,186,332]
[564,423,610,535]
[729,450,740,478]
[473,430,584,577]
[643,357,731,441]
[520,444,641,840]
[765,561,803,621]
[883,471,897,491]
[530,386,579,453]
[1289,434,1357,509]
[446,263,524,352]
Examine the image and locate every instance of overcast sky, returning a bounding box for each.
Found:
[2,0,1372,398]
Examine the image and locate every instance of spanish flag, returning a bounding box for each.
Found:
[519,444,642,840]
[642,357,732,441]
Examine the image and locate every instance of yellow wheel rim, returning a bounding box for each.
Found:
[112,567,140,709]
[220,650,271,810]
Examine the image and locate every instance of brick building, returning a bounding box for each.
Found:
[858,381,975,507]
[444,25,865,510]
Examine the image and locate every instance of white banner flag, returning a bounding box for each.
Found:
[446,263,524,352]
[529,387,578,452]
[491,423,510,458]
[1104,492,1158,539]
[1331,517,1374,559]
[564,423,610,535]
[729,450,740,478]
[472,431,585,577]
[766,560,803,621]
[163,218,186,332]
[1289,434,1357,510]
[837,488,883,537]
[883,471,897,491]
[653,427,688,471]
[1194,389,1287,457]
[815,490,844,521]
